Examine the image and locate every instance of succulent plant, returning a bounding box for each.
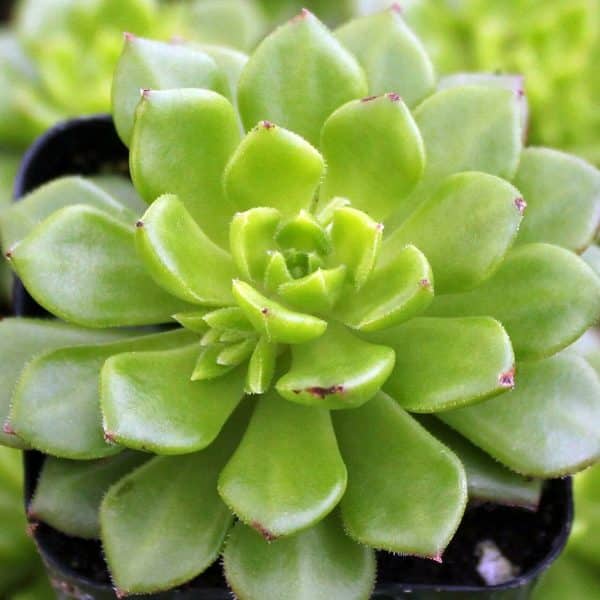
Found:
[1,7,600,598]
[398,0,600,164]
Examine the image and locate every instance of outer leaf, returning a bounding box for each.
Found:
[130,88,240,248]
[101,344,245,455]
[198,44,248,105]
[202,307,253,332]
[334,392,467,557]
[218,391,346,538]
[385,172,524,293]
[112,36,226,145]
[428,243,600,360]
[89,174,147,215]
[320,94,425,222]
[337,244,433,332]
[513,147,600,252]
[30,452,148,539]
[9,330,196,459]
[0,176,136,251]
[223,514,375,600]
[335,7,435,106]
[232,280,327,344]
[135,194,235,305]
[373,317,515,412]
[191,346,236,381]
[415,86,522,184]
[418,417,542,510]
[329,206,383,289]
[0,319,127,448]
[9,205,193,327]
[224,121,324,216]
[229,208,280,282]
[276,323,395,409]
[101,401,252,595]
[569,465,600,567]
[237,9,368,146]
[172,310,209,334]
[440,355,600,477]
[582,245,600,280]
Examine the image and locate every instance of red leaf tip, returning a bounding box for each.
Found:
[387,92,402,102]
[4,249,13,260]
[26,522,39,538]
[514,197,527,215]
[123,32,136,42]
[135,220,144,228]
[499,368,516,389]
[431,554,443,564]
[140,88,152,98]
[261,120,275,130]
[292,8,312,22]
[2,422,15,435]
[251,521,278,542]
[419,278,431,289]
[391,3,403,13]
[104,430,117,443]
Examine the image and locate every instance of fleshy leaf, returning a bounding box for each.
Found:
[237,10,368,146]
[101,343,244,454]
[101,401,252,595]
[135,194,236,306]
[224,121,324,216]
[0,319,128,448]
[172,311,209,334]
[418,417,542,510]
[263,251,293,291]
[274,210,330,255]
[513,147,600,252]
[372,317,514,412]
[385,172,524,294]
[245,336,277,394]
[230,208,280,282]
[334,392,467,557]
[329,207,383,289]
[9,330,195,459]
[335,7,435,106]
[217,338,256,366]
[112,36,226,145]
[0,176,136,251]
[89,174,147,215]
[583,245,600,279]
[9,205,193,327]
[191,346,236,381]
[337,244,433,332]
[203,307,253,333]
[276,323,395,409]
[30,452,148,539]
[198,44,248,105]
[223,514,375,600]
[320,94,425,222]
[428,244,600,360]
[278,266,347,313]
[440,355,600,477]
[232,280,327,344]
[130,88,240,248]
[218,391,346,538]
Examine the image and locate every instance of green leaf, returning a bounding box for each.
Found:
[9,329,196,459]
[320,94,425,222]
[274,210,330,255]
[232,280,327,344]
[224,121,324,216]
[101,400,252,595]
[218,391,346,538]
[9,205,193,327]
[334,392,467,557]
[223,514,375,600]
[440,354,600,477]
[30,452,148,539]
[533,553,600,600]
[385,172,524,294]
[428,243,600,360]
[329,207,383,289]
[172,310,209,334]
[276,323,395,409]
[198,44,248,105]
[337,244,433,332]
[237,9,368,146]
[218,338,256,366]
[112,36,226,145]
[263,251,293,291]
[513,147,600,252]
[245,336,277,394]
[0,318,131,448]
[335,7,435,106]
[278,266,347,314]
[135,194,236,306]
[569,465,600,567]
[373,317,514,412]
[88,174,147,215]
[418,417,543,510]
[230,208,280,282]
[0,176,137,252]
[202,307,253,333]
[191,345,236,381]
[130,88,240,248]
[582,245,600,280]
[101,343,245,455]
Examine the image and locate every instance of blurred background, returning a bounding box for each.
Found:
[0,1,598,598]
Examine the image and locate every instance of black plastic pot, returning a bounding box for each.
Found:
[14,116,573,599]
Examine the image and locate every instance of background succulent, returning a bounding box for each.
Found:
[1,8,600,598]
